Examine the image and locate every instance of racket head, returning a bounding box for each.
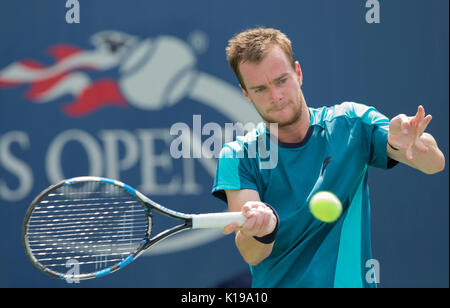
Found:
[22,177,152,280]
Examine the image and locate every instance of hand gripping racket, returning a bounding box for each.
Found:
[22,176,263,281]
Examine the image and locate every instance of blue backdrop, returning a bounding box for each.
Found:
[0,0,448,288]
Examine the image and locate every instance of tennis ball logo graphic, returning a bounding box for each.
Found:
[119,36,197,110]
[309,191,342,223]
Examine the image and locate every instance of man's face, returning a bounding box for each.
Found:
[239,45,304,127]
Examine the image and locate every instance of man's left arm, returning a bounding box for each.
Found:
[387,105,445,174]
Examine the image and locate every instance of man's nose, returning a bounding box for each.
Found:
[270,86,283,102]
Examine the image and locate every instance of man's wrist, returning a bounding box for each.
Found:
[253,203,279,244]
[388,141,399,151]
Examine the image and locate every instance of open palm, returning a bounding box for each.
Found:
[388,105,432,161]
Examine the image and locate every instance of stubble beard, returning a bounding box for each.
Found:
[259,98,303,128]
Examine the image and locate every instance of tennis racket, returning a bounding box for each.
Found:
[22,176,261,281]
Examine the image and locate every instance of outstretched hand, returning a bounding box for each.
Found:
[388,105,432,161]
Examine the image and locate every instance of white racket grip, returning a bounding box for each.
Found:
[191,212,245,229]
[191,211,276,230]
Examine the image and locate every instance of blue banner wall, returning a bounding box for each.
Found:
[0,0,448,287]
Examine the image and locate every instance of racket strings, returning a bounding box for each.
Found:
[26,181,151,275]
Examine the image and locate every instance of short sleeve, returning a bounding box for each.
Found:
[211,144,258,203]
[350,103,398,169]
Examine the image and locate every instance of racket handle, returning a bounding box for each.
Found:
[191,211,276,230]
[191,212,245,229]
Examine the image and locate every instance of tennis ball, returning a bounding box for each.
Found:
[309,191,342,223]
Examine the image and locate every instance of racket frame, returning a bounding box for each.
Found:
[23,176,247,281]
[22,176,194,280]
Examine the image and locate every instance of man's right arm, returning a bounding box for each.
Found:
[222,189,277,266]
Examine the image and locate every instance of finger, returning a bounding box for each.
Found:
[251,217,264,237]
[413,105,423,120]
[222,222,239,235]
[401,120,411,135]
[243,201,264,210]
[254,211,266,236]
[254,207,272,236]
[262,210,271,229]
[242,202,257,217]
[418,114,432,133]
[246,208,257,218]
[244,215,256,230]
[417,105,425,118]
[406,145,414,161]
[261,210,273,235]
[415,106,426,127]
[409,106,423,129]
[415,137,429,153]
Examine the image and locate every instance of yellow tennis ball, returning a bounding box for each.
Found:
[309,191,342,223]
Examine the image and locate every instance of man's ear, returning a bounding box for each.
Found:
[295,61,303,86]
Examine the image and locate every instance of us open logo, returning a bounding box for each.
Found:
[0,31,263,256]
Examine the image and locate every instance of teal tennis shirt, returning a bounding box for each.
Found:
[211,102,398,288]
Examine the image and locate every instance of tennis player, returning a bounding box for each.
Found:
[211,27,445,288]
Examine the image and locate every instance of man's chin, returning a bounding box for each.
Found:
[272,112,302,128]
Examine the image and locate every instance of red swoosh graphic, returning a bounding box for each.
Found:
[62,79,127,117]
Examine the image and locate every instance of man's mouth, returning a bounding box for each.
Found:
[271,102,288,112]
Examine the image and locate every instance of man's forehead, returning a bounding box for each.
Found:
[239,46,293,86]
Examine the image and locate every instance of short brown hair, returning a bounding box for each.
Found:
[226,27,295,91]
